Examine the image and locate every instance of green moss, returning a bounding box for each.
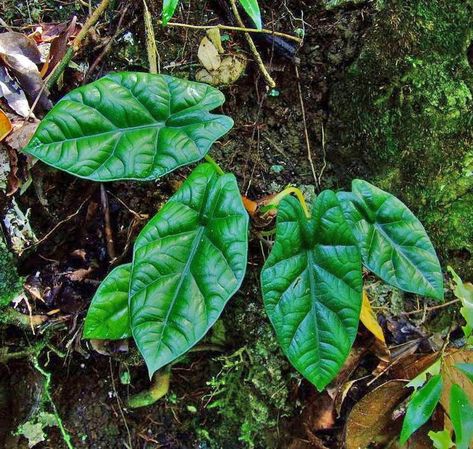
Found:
[329,0,473,276]
[0,235,22,307]
[201,301,297,449]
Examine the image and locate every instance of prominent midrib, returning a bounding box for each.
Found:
[153,226,206,356]
[305,250,321,369]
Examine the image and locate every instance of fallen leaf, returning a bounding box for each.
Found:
[45,17,78,77]
[440,349,473,416]
[344,380,409,449]
[4,117,40,150]
[196,54,247,86]
[197,36,221,71]
[0,109,12,141]
[0,32,52,111]
[0,65,30,117]
[206,28,224,54]
[242,196,257,215]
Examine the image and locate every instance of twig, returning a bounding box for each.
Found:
[402,298,461,316]
[47,0,111,89]
[21,196,91,253]
[100,185,116,261]
[158,20,302,44]
[229,0,276,88]
[295,64,318,188]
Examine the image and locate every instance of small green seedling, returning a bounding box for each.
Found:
[23,72,444,391]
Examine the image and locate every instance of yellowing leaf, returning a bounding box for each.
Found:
[360,290,385,343]
[206,28,224,54]
[0,109,12,141]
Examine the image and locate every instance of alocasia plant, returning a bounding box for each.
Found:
[23,71,444,394]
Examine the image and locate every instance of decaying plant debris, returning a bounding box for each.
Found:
[0,1,472,448]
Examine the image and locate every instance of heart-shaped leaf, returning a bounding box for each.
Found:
[23,72,233,181]
[129,163,248,376]
[261,192,363,391]
[83,264,132,340]
[338,180,443,300]
[400,374,443,444]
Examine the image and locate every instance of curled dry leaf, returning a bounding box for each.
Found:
[196,54,247,86]
[44,17,78,77]
[0,32,52,111]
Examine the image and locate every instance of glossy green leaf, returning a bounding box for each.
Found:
[162,0,179,26]
[456,363,473,383]
[239,0,262,29]
[400,374,443,444]
[338,180,443,300]
[261,192,363,391]
[450,384,473,449]
[129,163,248,377]
[23,72,233,182]
[83,264,132,340]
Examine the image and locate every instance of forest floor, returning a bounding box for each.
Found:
[0,1,472,448]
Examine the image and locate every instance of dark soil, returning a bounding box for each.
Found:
[1,1,378,448]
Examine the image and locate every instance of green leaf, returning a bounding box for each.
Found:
[83,264,132,340]
[400,374,443,444]
[129,163,248,377]
[338,180,443,300]
[261,192,363,391]
[448,266,473,343]
[450,384,473,449]
[456,363,473,383]
[428,430,454,449]
[162,0,179,26]
[23,72,233,182]
[238,0,262,29]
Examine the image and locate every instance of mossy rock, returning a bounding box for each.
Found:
[328,0,473,277]
[0,234,22,307]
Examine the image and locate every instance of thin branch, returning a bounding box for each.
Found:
[158,20,303,44]
[229,0,276,88]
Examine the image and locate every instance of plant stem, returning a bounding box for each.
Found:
[204,154,225,175]
[158,20,303,44]
[46,0,111,89]
[271,186,311,218]
[228,0,276,89]
[126,368,171,408]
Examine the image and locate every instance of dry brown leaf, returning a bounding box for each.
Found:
[45,17,78,77]
[0,32,52,110]
[344,380,409,449]
[440,348,473,415]
[206,28,225,54]
[198,36,221,71]
[4,117,40,150]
